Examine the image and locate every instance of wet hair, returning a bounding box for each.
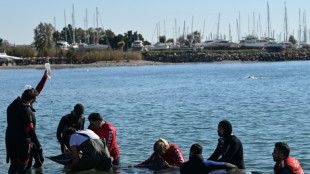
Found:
[63,127,77,142]
[21,88,38,101]
[190,144,203,155]
[154,138,169,154]
[218,120,232,137]
[88,112,103,122]
[74,103,84,116]
[275,142,290,158]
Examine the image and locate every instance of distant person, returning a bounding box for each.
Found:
[136,138,186,167]
[63,127,113,172]
[88,113,120,166]
[272,142,304,174]
[57,104,85,153]
[180,144,237,174]
[208,120,245,169]
[6,88,44,173]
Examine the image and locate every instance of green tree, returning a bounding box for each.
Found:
[124,31,144,50]
[289,35,297,45]
[117,41,125,51]
[0,38,3,48]
[159,36,166,43]
[34,22,55,55]
[166,38,174,43]
[143,40,151,45]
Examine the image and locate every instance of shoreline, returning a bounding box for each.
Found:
[0,60,172,69]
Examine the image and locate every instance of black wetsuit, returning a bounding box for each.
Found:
[180,154,210,174]
[56,113,85,152]
[6,97,41,174]
[208,134,245,169]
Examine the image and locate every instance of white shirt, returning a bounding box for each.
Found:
[69,129,100,147]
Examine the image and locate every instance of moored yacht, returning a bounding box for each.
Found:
[240,35,273,48]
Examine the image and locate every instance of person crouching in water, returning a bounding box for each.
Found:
[272,142,304,174]
[180,144,237,174]
[136,138,186,168]
[63,127,113,172]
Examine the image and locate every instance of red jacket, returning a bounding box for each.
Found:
[88,122,120,160]
[137,143,186,167]
[274,157,304,174]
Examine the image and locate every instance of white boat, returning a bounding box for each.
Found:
[198,39,234,49]
[240,35,273,48]
[147,42,170,51]
[264,42,286,51]
[55,41,70,50]
[130,39,144,51]
[0,51,23,60]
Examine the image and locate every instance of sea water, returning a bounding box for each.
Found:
[0,61,309,174]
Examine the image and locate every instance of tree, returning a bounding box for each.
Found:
[143,40,151,45]
[34,22,55,55]
[289,35,297,45]
[117,41,125,51]
[0,38,3,48]
[166,38,174,43]
[159,36,166,43]
[53,31,61,44]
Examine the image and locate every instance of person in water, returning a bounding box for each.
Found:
[180,143,237,174]
[273,142,304,174]
[56,103,85,153]
[6,88,44,173]
[136,138,186,167]
[208,120,245,169]
[63,127,113,172]
[87,112,120,166]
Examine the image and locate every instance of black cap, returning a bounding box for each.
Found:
[74,103,84,116]
[218,120,232,137]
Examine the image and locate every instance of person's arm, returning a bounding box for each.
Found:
[106,124,116,152]
[35,70,48,95]
[169,146,186,167]
[70,145,80,167]
[135,152,155,166]
[56,117,65,144]
[208,143,221,161]
[204,160,237,170]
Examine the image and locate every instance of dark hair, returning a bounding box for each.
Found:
[275,142,290,158]
[88,112,103,122]
[218,120,232,137]
[190,144,203,155]
[74,104,84,116]
[21,88,38,101]
[63,127,77,141]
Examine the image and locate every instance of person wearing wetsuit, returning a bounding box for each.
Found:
[88,113,120,166]
[180,144,237,174]
[273,142,304,174]
[136,138,186,167]
[64,127,113,172]
[6,88,43,174]
[208,120,245,169]
[56,103,85,153]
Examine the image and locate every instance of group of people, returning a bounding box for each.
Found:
[5,70,305,174]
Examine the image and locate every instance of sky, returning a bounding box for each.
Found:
[1,0,310,45]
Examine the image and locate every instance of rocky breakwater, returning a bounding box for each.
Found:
[143,50,310,63]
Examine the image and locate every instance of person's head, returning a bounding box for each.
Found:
[189,144,202,157]
[63,127,77,143]
[218,120,232,137]
[272,142,290,162]
[21,88,38,104]
[88,112,104,130]
[73,103,84,117]
[153,138,170,156]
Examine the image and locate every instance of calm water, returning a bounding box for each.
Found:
[0,61,309,174]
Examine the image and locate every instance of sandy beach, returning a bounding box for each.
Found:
[0,60,170,69]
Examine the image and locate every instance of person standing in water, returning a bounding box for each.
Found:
[87,113,120,166]
[208,120,245,169]
[56,104,85,153]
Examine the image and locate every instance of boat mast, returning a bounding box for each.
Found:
[217,13,220,40]
[64,10,67,42]
[267,1,271,38]
[284,2,288,42]
[303,10,307,44]
[72,4,76,44]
